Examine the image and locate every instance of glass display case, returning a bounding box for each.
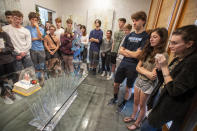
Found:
[0,66,87,131]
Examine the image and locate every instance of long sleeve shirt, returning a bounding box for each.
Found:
[0,31,15,65]
[2,25,31,54]
[89,29,103,52]
[60,34,74,55]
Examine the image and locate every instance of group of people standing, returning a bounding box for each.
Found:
[0,9,197,131]
[105,11,197,131]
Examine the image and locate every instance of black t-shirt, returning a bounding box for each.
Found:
[121,31,148,64]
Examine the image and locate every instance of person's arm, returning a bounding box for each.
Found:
[43,36,52,53]
[90,31,103,44]
[81,35,89,45]
[1,32,14,54]
[157,54,197,96]
[53,37,60,53]
[118,37,126,53]
[35,23,43,40]
[111,41,114,52]
[125,34,148,58]
[24,30,32,55]
[97,31,103,44]
[136,60,157,80]
[18,30,32,58]
[124,48,142,58]
[89,31,93,42]
[91,38,98,43]
[119,46,129,57]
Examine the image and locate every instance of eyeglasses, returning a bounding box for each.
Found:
[13,16,22,21]
[169,40,184,45]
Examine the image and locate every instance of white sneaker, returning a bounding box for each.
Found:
[4,96,14,104]
[106,72,110,79]
[107,73,114,80]
[101,71,105,77]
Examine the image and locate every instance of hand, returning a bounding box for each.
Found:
[146,68,157,80]
[16,55,22,60]
[0,48,2,52]
[20,52,26,57]
[155,59,161,70]
[101,52,105,57]
[39,37,44,41]
[122,49,129,57]
[90,38,95,42]
[33,22,39,28]
[49,51,54,55]
[152,68,157,76]
[155,54,168,68]
[136,48,141,53]
[51,51,56,55]
[89,38,93,42]
[146,70,157,81]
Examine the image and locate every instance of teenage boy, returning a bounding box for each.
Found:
[89,19,103,75]
[108,11,149,112]
[4,10,13,25]
[66,18,73,33]
[26,12,45,70]
[2,10,33,71]
[54,17,64,40]
[108,18,126,80]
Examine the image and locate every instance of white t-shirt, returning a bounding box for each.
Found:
[54,28,64,40]
[2,25,31,54]
[81,34,89,48]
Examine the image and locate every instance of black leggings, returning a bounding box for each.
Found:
[81,47,87,62]
[101,52,110,72]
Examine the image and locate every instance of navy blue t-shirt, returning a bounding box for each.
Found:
[89,29,103,52]
[121,31,148,64]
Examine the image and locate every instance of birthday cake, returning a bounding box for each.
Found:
[13,80,41,96]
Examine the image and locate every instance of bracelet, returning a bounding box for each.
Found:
[163,74,170,77]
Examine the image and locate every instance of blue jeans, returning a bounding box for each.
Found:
[141,119,162,131]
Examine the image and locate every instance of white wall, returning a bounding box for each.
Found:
[19,0,151,33]
[59,0,151,33]
[20,0,62,25]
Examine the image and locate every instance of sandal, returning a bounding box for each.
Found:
[123,117,136,123]
[127,123,140,130]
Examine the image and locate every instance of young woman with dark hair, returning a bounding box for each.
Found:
[141,25,197,131]
[124,28,168,130]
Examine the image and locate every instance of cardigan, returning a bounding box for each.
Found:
[147,51,197,128]
[0,31,15,65]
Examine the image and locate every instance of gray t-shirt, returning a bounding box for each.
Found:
[100,38,113,53]
[111,30,125,53]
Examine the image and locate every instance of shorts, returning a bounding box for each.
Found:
[89,50,99,65]
[111,52,117,64]
[135,77,155,94]
[30,50,46,65]
[114,61,137,88]
[45,50,59,60]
